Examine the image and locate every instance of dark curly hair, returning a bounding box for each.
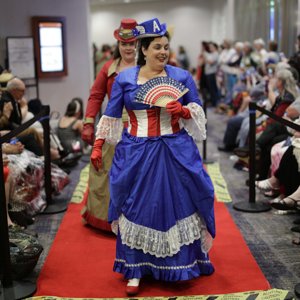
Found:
[288,53,300,84]
[137,32,170,66]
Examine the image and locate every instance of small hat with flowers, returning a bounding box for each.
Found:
[114,18,137,42]
[132,18,167,39]
[0,72,14,90]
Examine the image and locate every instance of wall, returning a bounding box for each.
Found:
[0,0,92,115]
[90,0,232,69]
[0,0,236,114]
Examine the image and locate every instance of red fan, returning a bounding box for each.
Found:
[135,76,189,107]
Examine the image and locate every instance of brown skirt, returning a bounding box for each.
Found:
[81,142,115,231]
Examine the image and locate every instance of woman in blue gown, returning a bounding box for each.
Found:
[91,18,215,296]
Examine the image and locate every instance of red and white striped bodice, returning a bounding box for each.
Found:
[127,108,182,137]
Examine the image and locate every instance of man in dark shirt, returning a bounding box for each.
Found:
[0,78,43,156]
[0,77,25,130]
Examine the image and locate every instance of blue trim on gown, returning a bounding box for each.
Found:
[104,65,215,281]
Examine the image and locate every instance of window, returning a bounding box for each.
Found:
[32,16,68,78]
[269,0,276,40]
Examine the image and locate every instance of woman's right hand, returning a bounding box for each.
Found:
[82,123,94,145]
[166,101,191,119]
[90,139,105,171]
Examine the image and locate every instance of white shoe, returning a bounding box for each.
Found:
[127,278,140,287]
[126,278,140,295]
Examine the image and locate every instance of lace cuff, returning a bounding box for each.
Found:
[180,102,207,142]
[95,115,123,145]
[111,220,119,235]
[118,213,213,258]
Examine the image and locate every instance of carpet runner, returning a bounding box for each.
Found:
[34,198,272,298]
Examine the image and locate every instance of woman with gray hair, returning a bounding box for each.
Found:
[234,65,299,178]
[254,67,299,179]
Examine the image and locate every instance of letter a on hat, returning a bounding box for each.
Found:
[153,20,160,32]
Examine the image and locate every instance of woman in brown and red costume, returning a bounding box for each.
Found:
[81,19,137,231]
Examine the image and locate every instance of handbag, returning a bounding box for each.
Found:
[8,227,43,280]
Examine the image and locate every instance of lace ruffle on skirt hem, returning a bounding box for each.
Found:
[118,213,213,258]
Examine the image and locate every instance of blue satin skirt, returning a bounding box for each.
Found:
[108,129,215,281]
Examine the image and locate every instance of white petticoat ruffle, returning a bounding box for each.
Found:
[95,115,123,145]
[180,102,207,142]
[118,213,213,258]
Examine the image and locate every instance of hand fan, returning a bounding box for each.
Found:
[135,76,189,107]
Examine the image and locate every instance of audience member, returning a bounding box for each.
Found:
[95,44,112,76]
[218,39,235,98]
[0,78,44,156]
[218,78,265,152]
[241,42,257,70]
[236,68,298,179]
[203,42,220,107]
[256,142,300,210]
[265,40,281,65]
[222,42,244,105]
[57,98,84,154]
[252,38,268,69]
[177,45,190,70]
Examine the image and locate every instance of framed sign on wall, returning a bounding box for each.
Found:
[6,36,39,98]
[32,16,68,78]
[6,37,35,79]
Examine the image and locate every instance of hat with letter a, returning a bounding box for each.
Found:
[132,18,167,39]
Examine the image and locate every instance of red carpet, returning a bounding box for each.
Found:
[36,201,270,298]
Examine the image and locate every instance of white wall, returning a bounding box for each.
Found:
[0,0,236,114]
[0,0,92,115]
[90,0,233,69]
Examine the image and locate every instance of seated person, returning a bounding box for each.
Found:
[255,141,300,210]
[1,79,60,160]
[57,99,83,154]
[234,62,295,151]
[235,68,298,179]
[269,99,300,181]
[218,78,266,152]
[0,78,44,156]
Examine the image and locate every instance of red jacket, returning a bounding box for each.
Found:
[84,58,120,121]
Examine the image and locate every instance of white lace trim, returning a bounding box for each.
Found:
[180,102,207,142]
[118,213,213,258]
[115,258,211,269]
[95,115,123,145]
[111,220,119,235]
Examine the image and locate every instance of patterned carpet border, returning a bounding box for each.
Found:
[70,163,90,204]
[26,288,293,300]
[206,163,232,203]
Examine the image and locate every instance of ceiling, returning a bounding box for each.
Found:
[90,0,173,6]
